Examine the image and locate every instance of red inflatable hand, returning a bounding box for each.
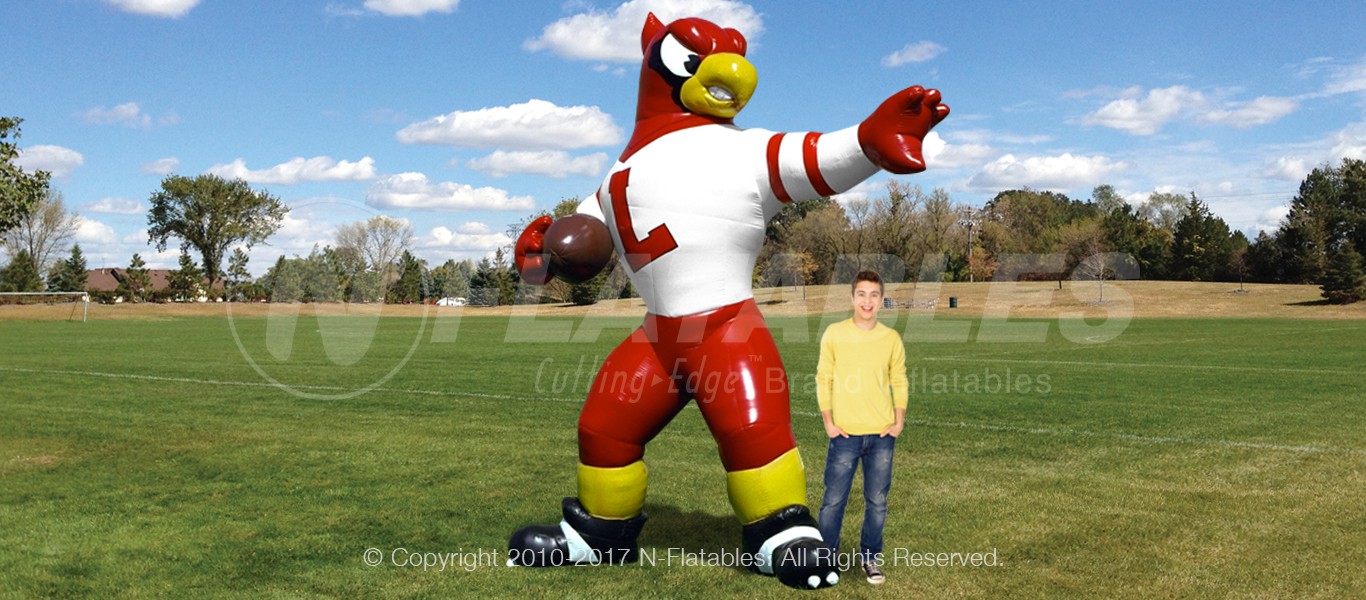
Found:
[514,215,554,285]
[857,85,950,175]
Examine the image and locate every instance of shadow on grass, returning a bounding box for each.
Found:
[1286,298,1335,306]
[641,503,751,573]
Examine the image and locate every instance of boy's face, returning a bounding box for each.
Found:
[852,280,883,323]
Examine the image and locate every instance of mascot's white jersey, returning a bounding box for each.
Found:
[578,122,879,318]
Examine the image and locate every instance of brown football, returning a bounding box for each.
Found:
[545,214,614,284]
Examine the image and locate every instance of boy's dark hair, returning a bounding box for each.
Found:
[852,270,884,295]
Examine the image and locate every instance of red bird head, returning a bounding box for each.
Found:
[634,13,757,125]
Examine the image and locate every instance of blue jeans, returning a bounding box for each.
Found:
[817,434,895,562]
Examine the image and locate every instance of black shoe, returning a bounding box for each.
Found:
[507,497,647,567]
[741,505,840,589]
[862,557,886,585]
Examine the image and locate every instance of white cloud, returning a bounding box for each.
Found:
[1260,121,1366,181]
[104,0,199,18]
[396,99,623,150]
[881,41,946,67]
[1323,56,1366,96]
[141,247,185,270]
[16,145,84,180]
[1327,121,1366,161]
[82,102,178,128]
[922,131,996,170]
[949,129,1052,146]
[366,172,534,211]
[1259,156,1311,181]
[420,223,511,251]
[324,3,366,18]
[1082,86,1203,135]
[467,150,609,179]
[1083,86,1298,135]
[362,0,459,16]
[85,197,145,215]
[1255,204,1291,234]
[122,229,150,245]
[968,153,1127,191]
[1198,96,1299,128]
[205,156,377,185]
[73,216,117,245]
[83,102,150,127]
[525,0,763,62]
[142,157,180,175]
[456,221,491,235]
[829,180,881,207]
[252,213,339,263]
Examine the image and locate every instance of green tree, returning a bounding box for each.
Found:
[1139,191,1191,232]
[1270,159,1366,284]
[468,257,496,306]
[167,250,204,301]
[1321,240,1366,304]
[117,253,153,302]
[568,264,607,305]
[147,174,287,296]
[1,117,51,235]
[492,248,517,306]
[300,246,344,302]
[979,189,1100,256]
[259,248,354,303]
[1244,230,1283,282]
[0,249,44,292]
[1091,184,1127,215]
[46,244,87,292]
[387,250,425,303]
[260,255,302,302]
[1102,203,1170,279]
[429,259,472,299]
[226,248,251,300]
[1056,218,1107,275]
[1170,194,1236,281]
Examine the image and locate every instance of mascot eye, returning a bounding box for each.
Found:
[658,34,700,79]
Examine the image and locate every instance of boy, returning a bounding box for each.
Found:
[815,270,908,585]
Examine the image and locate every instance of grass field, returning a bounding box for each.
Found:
[2,299,1364,598]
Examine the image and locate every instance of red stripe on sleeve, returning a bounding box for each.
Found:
[766,133,792,204]
[802,132,837,197]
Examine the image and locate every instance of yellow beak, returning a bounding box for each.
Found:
[679,52,757,119]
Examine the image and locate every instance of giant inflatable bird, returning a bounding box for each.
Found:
[508,14,947,589]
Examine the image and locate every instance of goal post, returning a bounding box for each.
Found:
[0,291,90,322]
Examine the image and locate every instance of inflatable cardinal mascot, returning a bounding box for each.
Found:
[508,14,947,589]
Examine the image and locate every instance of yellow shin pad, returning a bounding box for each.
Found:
[726,448,807,524]
[578,461,648,520]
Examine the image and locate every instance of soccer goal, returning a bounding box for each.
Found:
[0,291,90,322]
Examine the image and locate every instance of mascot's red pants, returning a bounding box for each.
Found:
[578,298,795,472]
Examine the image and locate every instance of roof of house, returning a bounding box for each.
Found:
[84,268,223,293]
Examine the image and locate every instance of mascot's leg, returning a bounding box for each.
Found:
[690,300,839,589]
[508,327,683,567]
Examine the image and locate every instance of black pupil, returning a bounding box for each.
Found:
[684,55,701,75]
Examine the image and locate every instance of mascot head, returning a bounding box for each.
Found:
[635,13,757,123]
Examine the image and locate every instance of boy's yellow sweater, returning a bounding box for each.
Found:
[815,319,908,435]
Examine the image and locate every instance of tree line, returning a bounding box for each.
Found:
[3,114,1363,305]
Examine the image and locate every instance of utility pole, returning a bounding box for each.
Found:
[959,207,981,283]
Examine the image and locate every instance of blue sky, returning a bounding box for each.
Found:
[5,0,1365,273]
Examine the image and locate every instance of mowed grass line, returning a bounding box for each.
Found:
[1,314,1363,598]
